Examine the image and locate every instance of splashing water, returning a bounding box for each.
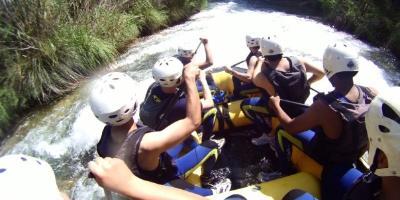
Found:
[0,1,398,199]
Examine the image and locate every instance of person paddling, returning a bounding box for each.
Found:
[223,34,262,98]
[241,35,324,146]
[270,42,377,166]
[89,68,230,196]
[176,38,214,69]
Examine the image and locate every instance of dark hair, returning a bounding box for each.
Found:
[265,54,283,62]
[332,71,358,79]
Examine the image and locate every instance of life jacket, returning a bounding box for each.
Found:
[314,85,376,165]
[263,56,310,103]
[97,122,145,158]
[263,56,310,117]
[116,126,178,184]
[97,125,113,158]
[139,82,184,130]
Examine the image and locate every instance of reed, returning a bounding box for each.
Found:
[0,0,205,140]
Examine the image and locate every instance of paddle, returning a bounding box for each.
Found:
[193,40,202,55]
[210,59,246,73]
[310,87,321,94]
[231,59,246,68]
[280,99,309,108]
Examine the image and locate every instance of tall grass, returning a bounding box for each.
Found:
[0,0,206,140]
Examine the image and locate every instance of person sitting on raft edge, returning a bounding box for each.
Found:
[269,42,378,167]
[281,87,400,200]
[223,33,262,99]
[89,66,230,196]
[241,35,325,146]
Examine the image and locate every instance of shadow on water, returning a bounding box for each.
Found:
[208,129,285,190]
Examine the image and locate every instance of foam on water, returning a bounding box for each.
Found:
[0,1,398,198]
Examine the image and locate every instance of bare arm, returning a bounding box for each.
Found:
[197,38,213,69]
[300,58,325,85]
[269,95,320,134]
[89,157,206,200]
[269,96,342,139]
[252,57,276,96]
[199,70,214,109]
[141,64,201,154]
[225,56,257,83]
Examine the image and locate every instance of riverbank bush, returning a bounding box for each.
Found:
[0,0,207,141]
[318,0,400,55]
[258,0,400,58]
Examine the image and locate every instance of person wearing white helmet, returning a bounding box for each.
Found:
[0,154,207,200]
[89,72,140,158]
[223,34,262,98]
[241,35,324,146]
[269,42,377,166]
[281,87,400,200]
[90,68,230,196]
[176,38,214,69]
[0,154,69,200]
[140,57,214,130]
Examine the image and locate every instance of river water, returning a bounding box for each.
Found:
[0,1,399,199]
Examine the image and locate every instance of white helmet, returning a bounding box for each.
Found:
[245,34,260,48]
[152,57,184,88]
[89,72,138,126]
[366,87,400,177]
[260,35,283,56]
[323,42,359,79]
[0,154,63,200]
[178,43,194,58]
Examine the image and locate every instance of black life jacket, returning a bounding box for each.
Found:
[314,85,376,165]
[139,82,184,130]
[116,126,178,184]
[263,56,310,103]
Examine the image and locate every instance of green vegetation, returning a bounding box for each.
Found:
[318,0,400,55]
[0,0,207,140]
[260,0,400,58]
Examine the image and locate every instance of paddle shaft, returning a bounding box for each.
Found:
[310,87,321,94]
[193,41,202,56]
[231,59,246,68]
[280,99,309,108]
